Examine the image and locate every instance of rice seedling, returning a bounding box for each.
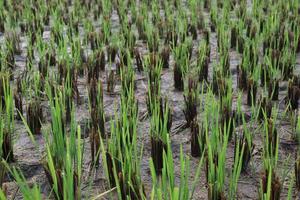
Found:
[4,30,21,55]
[26,98,43,135]
[150,99,170,175]
[107,35,119,63]
[259,112,281,200]
[197,40,210,82]
[258,95,273,121]
[120,53,136,101]
[37,44,50,79]
[59,64,79,122]
[259,166,282,200]
[172,42,190,91]
[160,45,170,69]
[150,142,205,200]
[246,79,257,108]
[3,45,15,72]
[145,54,162,114]
[287,78,300,110]
[295,101,300,190]
[145,23,159,53]
[0,5,4,33]
[189,81,206,158]
[204,92,227,199]
[106,69,116,94]
[206,125,228,199]
[14,76,23,120]
[87,54,100,83]
[220,77,234,140]
[265,117,279,158]
[134,47,143,72]
[100,73,145,199]
[229,134,246,199]
[238,51,251,91]
[190,119,206,158]
[295,149,300,190]
[43,83,83,200]
[293,110,300,143]
[0,165,42,200]
[94,47,106,72]
[0,0,299,199]
[72,38,85,76]
[88,78,105,167]
[267,69,280,101]
[183,75,198,127]
[0,73,14,163]
[234,125,253,173]
[0,118,8,191]
[231,23,239,48]
[235,93,254,174]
